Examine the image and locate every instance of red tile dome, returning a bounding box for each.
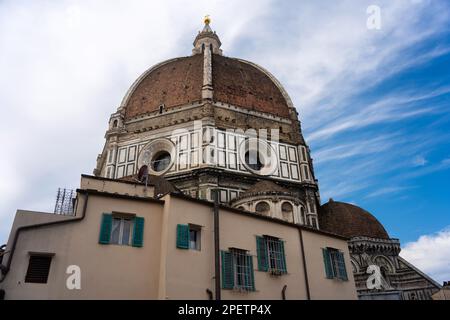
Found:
[319,200,390,239]
[121,54,292,120]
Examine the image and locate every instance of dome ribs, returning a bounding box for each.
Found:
[211,54,290,118]
[318,201,390,239]
[123,53,291,120]
[124,55,203,120]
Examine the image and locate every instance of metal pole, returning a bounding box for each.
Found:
[213,189,221,300]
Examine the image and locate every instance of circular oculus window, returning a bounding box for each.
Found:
[239,138,278,176]
[137,139,175,175]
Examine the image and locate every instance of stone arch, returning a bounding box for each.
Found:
[255,201,270,216]
[350,258,360,273]
[373,255,395,273]
[281,201,294,222]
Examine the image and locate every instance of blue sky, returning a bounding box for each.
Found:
[0,0,449,281]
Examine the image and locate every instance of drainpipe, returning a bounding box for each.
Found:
[0,193,89,283]
[206,288,213,300]
[213,189,221,300]
[282,285,287,300]
[298,228,311,300]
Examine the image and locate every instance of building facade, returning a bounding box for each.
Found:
[93,18,320,229]
[0,18,441,299]
[0,175,356,299]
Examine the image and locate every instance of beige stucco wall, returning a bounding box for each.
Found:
[0,176,357,300]
[1,194,164,299]
[80,175,154,198]
[162,195,216,299]
[220,209,307,300]
[302,231,358,300]
[162,196,356,300]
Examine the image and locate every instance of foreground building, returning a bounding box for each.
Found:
[0,18,440,299]
[0,175,356,299]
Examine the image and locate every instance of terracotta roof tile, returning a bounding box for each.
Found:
[318,200,390,239]
[123,53,291,120]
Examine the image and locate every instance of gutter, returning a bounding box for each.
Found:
[0,193,89,283]
[298,228,311,300]
[170,192,349,241]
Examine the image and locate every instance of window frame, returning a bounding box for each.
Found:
[110,214,135,246]
[324,247,348,281]
[24,253,54,284]
[188,224,201,251]
[256,235,287,275]
[230,248,255,292]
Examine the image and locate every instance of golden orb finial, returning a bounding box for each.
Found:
[204,15,211,25]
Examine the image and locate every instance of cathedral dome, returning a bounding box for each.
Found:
[121,55,291,120]
[318,200,389,239]
[119,22,292,121]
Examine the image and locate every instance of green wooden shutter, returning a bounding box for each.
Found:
[279,240,287,274]
[221,251,234,289]
[256,236,268,271]
[99,213,112,244]
[322,248,334,279]
[132,217,145,247]
[176,224,189,249]
[246,254,255,291]
[337,251,348,281]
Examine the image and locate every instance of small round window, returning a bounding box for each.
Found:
[239,138,277,176]
[151,151,171,172]
[137,139,175,175]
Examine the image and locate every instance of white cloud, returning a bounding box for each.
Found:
[0,0,449,245]
[401,227,450,284]
[412,155,428,167]
[0,0,273,243]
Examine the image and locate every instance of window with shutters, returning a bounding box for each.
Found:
[256,235,287,275]
[177,224,201,250]
[322,247,348,281]
[99,213,144,247]
[25,254,53,283]
[111,216,133,245]
[189,225,201,250]
[221,249,255,292]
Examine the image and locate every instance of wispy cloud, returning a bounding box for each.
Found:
[0,0,449,245]
[365,186,417,199]
[402,158,450,179]
[412,155,428,167]
[0,0,274,242]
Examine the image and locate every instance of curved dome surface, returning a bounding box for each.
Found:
[122,54,291,120]
[123,55,204,120]
[319,200,389,239]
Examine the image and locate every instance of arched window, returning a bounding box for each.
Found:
[311,217,318,229]
[281,202,293,222]
[255,201,270,215]
[300,206,306,225]
[113,119,118,128]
